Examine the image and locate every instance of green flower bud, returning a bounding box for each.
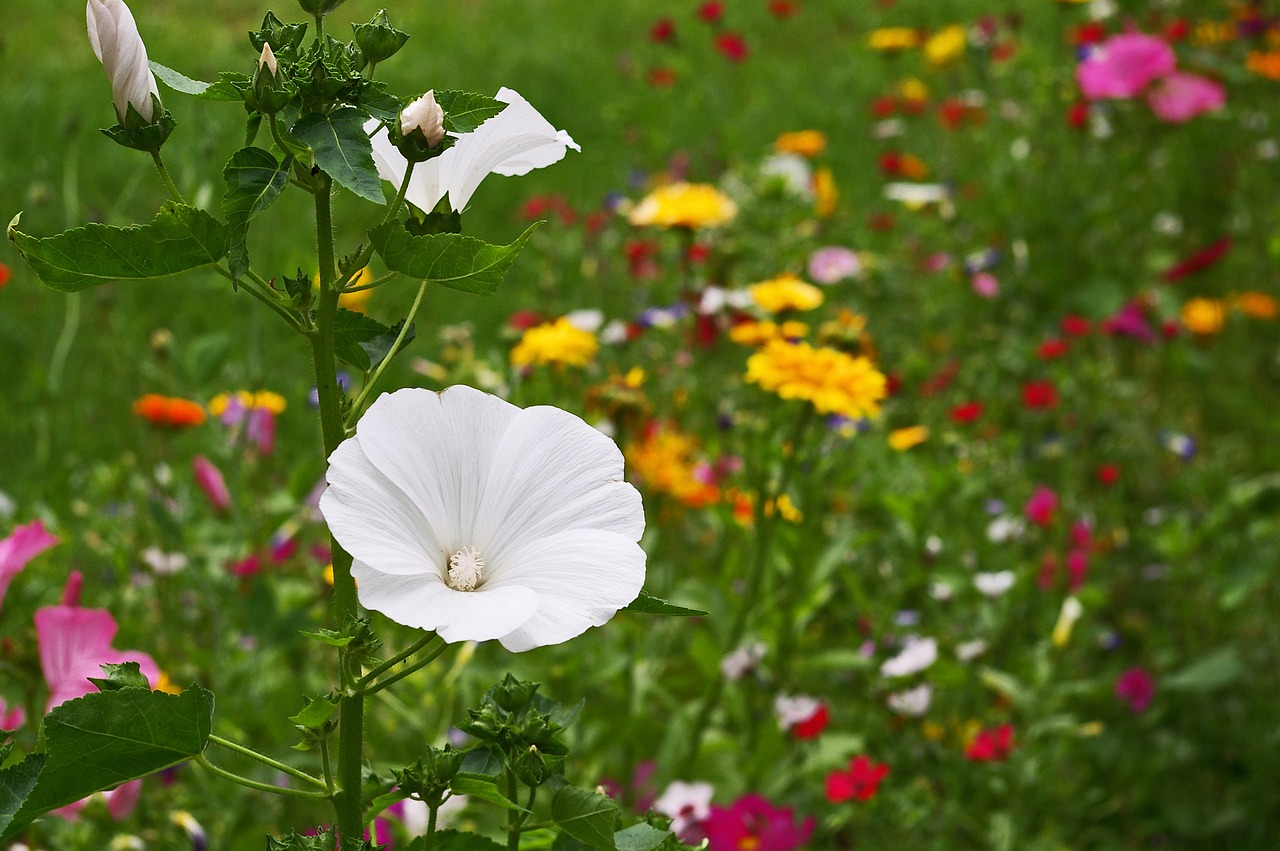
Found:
[249,43,296,114]
[295,0,348,18]
[249,12,307,63]
[352,10,409,65]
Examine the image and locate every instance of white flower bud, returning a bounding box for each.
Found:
[400,90,445,148]
[86,0,161,123]
[258,42,278,77]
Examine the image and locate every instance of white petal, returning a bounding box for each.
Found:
[475,405,644,571]
[487,529,645,651]
[352,561,537,641]
[354,387,520,554]
[320,437,445,577]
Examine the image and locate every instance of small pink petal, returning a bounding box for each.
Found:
[1147,72,1225,123]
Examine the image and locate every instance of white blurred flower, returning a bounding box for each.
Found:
[721,641,766,680]
[886,683,932,717]
[141,547,187,575]
[1052,597,1084,648]
[986,515,1024,543]
[880,637,937,678]
[930,581,953,601]
[956,639,988,662]
[654,781,714,837]
[973,570,1015,598]
[600,320,630,345]
[883,182,950,205]
[565,309,604,332]
[368,87,579,213]
[319,386,645,651]
[760,153,813,198]
[773,694,823,730]
[86,0,160,123]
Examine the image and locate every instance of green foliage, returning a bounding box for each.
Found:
[435,90,506,134]
[267,828,335,850]
[368,221,539,296]
[222,147,292,280]
[622,590,708,617]
[411,830,505,851]
[551,785,620,849]
[87,661,152,692]
[332,308,413,371]
[292,108,384,203]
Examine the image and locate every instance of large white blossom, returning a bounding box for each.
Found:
[319,386,645,651]
[367,87,579,213]
[86,0,160,122]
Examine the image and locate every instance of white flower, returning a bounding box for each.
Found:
[973,570,1015,598]
[985,515,1024,543]
[720,641,766,680]
[86,0,160,123]
[880,636,937,678]
[319,386,645,651]
[401,90,445,148]
[367,87,580,213]
[955,638,988,662]
[773,694,823,731]
[759,153,813,198]
[883,182,950,205]
[654,781,713,837]
[886,683,932,717]
[565,309,604,332]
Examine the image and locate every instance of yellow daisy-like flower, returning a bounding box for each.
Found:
[924,25,966,66]
[1230,291,1278,319]
[898,78,929,104]
[888,425,930,451]
[510,317,600,368]
[813,167,838,218]
[208,390,288,417]
[1180,297,1227,335]
[749,273,824,314]
[745,339,887,420]
[869,27,921,52]
[629,182,738,230]
[774,130,827,158]
[729,320,808,347]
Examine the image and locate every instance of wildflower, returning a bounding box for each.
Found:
[883,182,950,206]
[715,33,749,62]
[141,547,187,575]
[955,639,988,662]
[87,0,161,123]
[132,394,207,428]
[648,67,677,88]
[1147,72,1225,123]
[654,781,714,839]
[774,130,826,158]
[0,520,58,610]
[510,317,599,368]
[697,1,724,23]
[1102,301,1157,344]
[1037,338,1070,359]
[1160,430,1196,460]
[768,0,800,18]
[807,246,861,284]
[0,697,24,731]
[626,425,720,509]
[886,683,933,716]
[650,18,676,43]
[703,794,814,851]
[192,456,231,513]
[965,724,1015,761]
[949,401,983,424]
[1021,380,1058,410]
[986,515,1023,543]
[746,340,887,420]
[924,25,966,66]
[888,425,929,451]
[1180,298,1226,335]
[1076,33,1176,99]
[1052,596,1083,647]
[774,695,829,738]
[1024,486,1058,526]
[1097,464,1120,485]
[319,386,645,650]
[974,571,1015,597]
[1061,314,1092,336]
[749,273,824,314]
[1066,549,1088,590]
[629,183,738,229]
[1231,291,1278,319]
[1115,667,1155,713]
[812,167,837,217]
[1161,236,1232,281]
[825,755,890,803]
[868,27,921,52]
[880,637,938,677]
[367,88,579,213]
[971,272,999,298]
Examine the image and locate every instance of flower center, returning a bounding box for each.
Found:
[447,546,485,591]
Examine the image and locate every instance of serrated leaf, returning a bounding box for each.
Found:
[613,823,672,851]
[623,590,708,617]
[368,221,537,297]
[222,147,291,280]
[8,204,228,292]
[408,829,505,851]
[150,61,248,101]
[450,773,528,813]
[293,108,384,203]
[359,81,402,124]
[88,661,151,692]
[0,755,45,838]
[0,686,213,841]
[289,696,338,730]
[435,90,505,134]
[300,628,354,647]
[333,308,395,371]
[268,828,335,850]
[552,786,619,850]
[459,746,503,778]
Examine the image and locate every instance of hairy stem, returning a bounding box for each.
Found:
[195,754,329,801]
[207,733,328,790]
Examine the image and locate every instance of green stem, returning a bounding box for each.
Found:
[211,264,303,332]
[425,803,439,849]
[150,152,186,204]
[356,631,439,689]
[347,159,417,275]
[196,754,329,801]
[342,271,400,293]
[362,641,449,696]
[506,771,521,851]
[347,278,429,423]
[207,734,328,790]
[319,735,335,796]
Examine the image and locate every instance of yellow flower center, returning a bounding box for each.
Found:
[448,546,485,591]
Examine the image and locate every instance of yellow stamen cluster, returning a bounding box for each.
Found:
[745,340,887,419]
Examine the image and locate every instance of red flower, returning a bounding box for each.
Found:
[1037,552,1059,589]
[1073,22,1107,46]
[1061,314,1091,336]
[938,98,968,130]
[920,359,959,397]
[508,309,545,331]
[697,1,725,23]
[1164,18,1190,41]
[966,724,1015,761]
[792,704,830,739]
[0,262,10,289]
[868,212,895,232]
[825,755,890,803]
[1160,236,1232,282]
[715,32,749,62]
[768,0,800,18]
[871,96,897,118]
[1021,380,1058,409]
[1066,549,1088,590]
[991,41,1017,62]
[648,67,678,88]
[1066,101,1089,129]
[1036,338,1070,360]
[704,794,814,851]
[1096,464,1120,486]
[878,151,902,175]
[949,401,984,424]
[650,17,676,42]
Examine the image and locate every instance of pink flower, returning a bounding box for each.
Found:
[192,455,231,513]
[1116,666,1155,713]
[1076,33,1176,100]
[704,794,813,851]
[1066,549,1088,590]
[0,697,25,731]
[1024,486,1058,527]
[807,246,861,284]
[966,724,1015,761]
[1146,72,1225,123]
[0,520,58,610]
[971,272,999,298]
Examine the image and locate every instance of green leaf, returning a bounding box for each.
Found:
[267,828,335,850]
[300,628,354,647]
[459,746,504,778]
[368,221,538,297]
[409,829,505,851]
[0,755,45,839]
[8,204,229,292]
[450,773,528,813]
[289,696,338,730]
[613,824,672,851]
[623,590,708,617]
[0,686,213,841]
[552,786,619,850]
[1163,646,1244,692]
[293,108,384,203]
[149,61,248,101]
[222,147,291,280]
[435,90,505,134]
[333,308,405,371]
[88,662,151,692]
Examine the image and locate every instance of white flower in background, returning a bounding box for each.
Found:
[319,386,645,651]
[956,639,988,662]
[880,636,938,678]
[930,580,954,601]
[86,0,161,122]
[654,781,714,837]
[140,547,187,575]
[986,515,1024,543]
[720,641,766,680]
[367,87,579,213]
[974,570,1016,598]
[886,683,933,717]
[760,153,813,198]
[883,182,950,205]
[565,309,604,332]
[773,694,823,730]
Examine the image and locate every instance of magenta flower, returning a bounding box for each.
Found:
[703,793,813,851]
[35,595,160,710]
[1024,486,1058,527]
[1116,667,1155,713]
[192,455,231,513]
[1076,33,1176,100]
[0,697,25,731]
[1147,72,1225,123]
[0,520,58,610]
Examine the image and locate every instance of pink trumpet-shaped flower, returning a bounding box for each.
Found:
[1147,72,1226,123]
[192,455,231,513]
[35,595,159,711]
[0,520,58,610]
[1076,33,1176,100]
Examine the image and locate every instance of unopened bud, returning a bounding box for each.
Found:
[86,0,161,123]
[401,90,445,149]
[258,42,278,77]
[352,9,410,64]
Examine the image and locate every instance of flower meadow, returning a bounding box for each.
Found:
[3,0,1280,848]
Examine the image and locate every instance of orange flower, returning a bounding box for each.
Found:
[133,394,207,428]
[1231,291,1278,319]
[774,130,827,158]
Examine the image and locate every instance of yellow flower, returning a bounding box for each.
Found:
[208,390,287,417]
[1180,297,1227,335]
[510,317,599,368]
[1230,291,1278,319]
[1052,596,1083,648]
[898,153,930,180]
[749,273,824,314]
[813,167,837,218]
[629,182,737,229]
[746,339,887,420]
[772,493,803,523]
[774,130,827,158]
[154,671,184,694]
[888,425,929,451]
[730,320,811,347]
[869,27,921,52]
[924,25,967,66]
[898,78,929,104]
